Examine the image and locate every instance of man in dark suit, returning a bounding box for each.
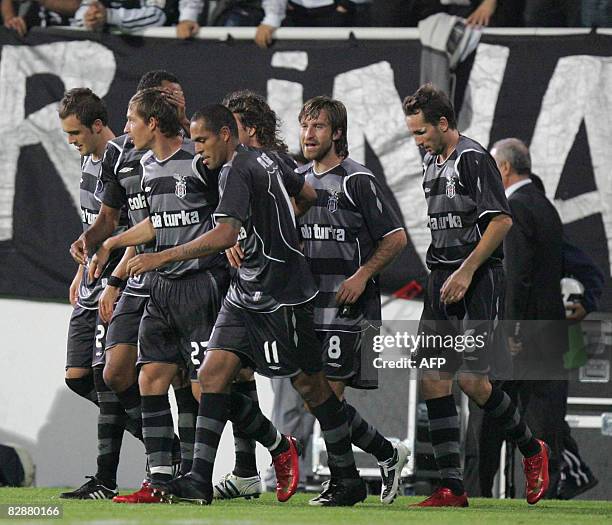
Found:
[466,149,602,499]
[483,138,568,496]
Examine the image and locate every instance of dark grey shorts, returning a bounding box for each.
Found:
[137,269,228,380]
[417,265,505,375]
[66,305,106,369]
[208,299,324,379]
[106,293,148,350]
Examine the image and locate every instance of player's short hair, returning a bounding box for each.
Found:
[191,104,238,140]
[492,138,531,175]
[137,70,181,91]
[129,88,182,137]
[58,88,108,128]
[299,96,349,158]
[223,90,288,152]
[402,83,457,129]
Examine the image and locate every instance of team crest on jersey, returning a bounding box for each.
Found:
[445,175,456,199]
[174,174,187,199]
[327,190,340,213]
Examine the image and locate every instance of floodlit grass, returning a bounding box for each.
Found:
[0,488,611,524]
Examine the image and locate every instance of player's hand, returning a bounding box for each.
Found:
[99,284,121,323]
[69,271,82,307]
[255,24,275,49]
[70,236,88,265]
[508,336,522,357]
[225,243,244,268]
[440,266,474,304]
[565,301,587,322]
[84,2,106,30]
[336,272,368,305]
[466,0,496,26]
[4,16,27,37]
[127,252,164,277]
[176,20,199,39]
[161,87,187,126]
[90,242,112,281]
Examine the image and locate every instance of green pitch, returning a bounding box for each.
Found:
[1,488,611,525]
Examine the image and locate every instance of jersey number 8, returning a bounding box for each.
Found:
[328,335,341,359]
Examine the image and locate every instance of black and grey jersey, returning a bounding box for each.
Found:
[215,145,318,313]
[101,134,153,296]
[78,154,128,309]
[141,138,225,278]
[299,158,403,332]
[423,135,511,270]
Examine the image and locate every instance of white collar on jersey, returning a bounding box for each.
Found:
[505,178,532,198]
[312,161,342,177]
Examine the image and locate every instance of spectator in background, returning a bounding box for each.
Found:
[582,0,612,27]
[2,0,79,36]
[371,0,523,27]
[208,0,264,26]
[71,0,203,38]
[255,0,371,48]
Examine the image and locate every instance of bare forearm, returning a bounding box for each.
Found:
[83,205,120,253]
[39,0,80,15]
[356,229,407,280]
[111,246,136,280]
[461,214,512,273]
[294,183,317,217]
[158,222,239,265]
[2,1,16,19]
[105,218,155,253]
[293,199,314,218]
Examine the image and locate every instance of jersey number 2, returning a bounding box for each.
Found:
[190,341,208,366]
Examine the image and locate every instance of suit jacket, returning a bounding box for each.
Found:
[503,181,567,378]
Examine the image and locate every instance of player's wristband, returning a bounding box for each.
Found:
[107,275,127,290]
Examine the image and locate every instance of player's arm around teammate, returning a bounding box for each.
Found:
[88,217,156,280]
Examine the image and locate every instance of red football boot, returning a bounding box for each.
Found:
[272,436,302,502]
[411,487,469,507]
[112,481,163,504]
[523,439,550,505]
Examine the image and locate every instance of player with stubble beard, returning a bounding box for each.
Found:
[403,83,549,507]
[297,96,410,506]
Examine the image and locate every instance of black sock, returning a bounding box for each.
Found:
[190,393,230,485]
[174,386,199,475]
[426,395,464,495]
[229,391,286,456]
[93,367,123,488]
[115,382,143,441]
[231,381,259,477]
[481,387,541,458]
[345,401,394,462]
[66,375,99,405]
[141,394,175,483]
[310,395,359,480]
